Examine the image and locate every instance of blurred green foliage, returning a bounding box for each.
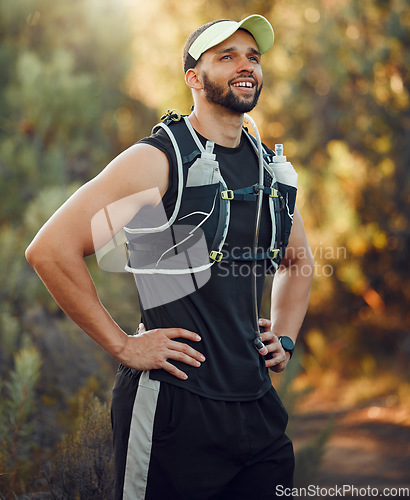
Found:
[0,0,408,496]
[45,396,114,499]
[0,347,42,493]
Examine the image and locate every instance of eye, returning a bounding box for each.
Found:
[221,55,232,60]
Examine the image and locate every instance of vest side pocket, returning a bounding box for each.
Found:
[176,183,221,254]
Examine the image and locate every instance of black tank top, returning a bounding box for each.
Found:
[136,127,273,401]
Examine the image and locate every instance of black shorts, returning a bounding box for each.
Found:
[111,365,294,500]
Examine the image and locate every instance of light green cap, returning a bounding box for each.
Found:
[185,15,274,72]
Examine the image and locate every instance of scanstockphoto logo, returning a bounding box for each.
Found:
[276,484,410,497]
[90,193,212,309]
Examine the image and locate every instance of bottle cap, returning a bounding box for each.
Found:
[201,141,216,160]
[273,143,286,162]
[275,144,283,156]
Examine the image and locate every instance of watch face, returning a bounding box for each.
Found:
[279,336,294,351]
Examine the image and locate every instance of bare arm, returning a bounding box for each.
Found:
[25,144,204,380]
[259,207,314,372]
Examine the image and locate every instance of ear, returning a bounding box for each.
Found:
[185,68,203,90]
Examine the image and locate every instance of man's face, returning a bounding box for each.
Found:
[198,30,263,114]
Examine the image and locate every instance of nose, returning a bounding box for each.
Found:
[236,55,254,74]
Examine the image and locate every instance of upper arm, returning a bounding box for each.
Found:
[281,206,313,267]
[26,143,170,260]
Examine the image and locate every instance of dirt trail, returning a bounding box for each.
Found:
[290,399,410,498]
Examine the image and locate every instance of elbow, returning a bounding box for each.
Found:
[25,240,36,267]
[25,239,45,270]
[26,235,84,275]
[25,235,57,272]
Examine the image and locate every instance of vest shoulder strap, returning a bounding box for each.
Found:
[243,128,275,162]
[153,115,203,168]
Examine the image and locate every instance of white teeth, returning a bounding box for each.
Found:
[232,81,254,88]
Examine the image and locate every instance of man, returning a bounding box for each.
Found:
[26,14,314,499]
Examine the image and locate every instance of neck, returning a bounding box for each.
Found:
[188,102,244,148]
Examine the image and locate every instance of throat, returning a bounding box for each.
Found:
[188,111,243,148]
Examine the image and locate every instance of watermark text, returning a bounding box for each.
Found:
[276,484,410,497]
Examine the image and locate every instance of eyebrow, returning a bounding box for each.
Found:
[216,46,261,57]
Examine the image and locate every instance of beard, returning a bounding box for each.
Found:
[201,72,262,113]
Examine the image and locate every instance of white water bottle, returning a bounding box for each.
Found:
[186,141,221,187]
[269,144,298,188]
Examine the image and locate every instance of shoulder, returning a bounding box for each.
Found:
[139,124,173,151]
[139,123,179,170]
[98,141,170,201]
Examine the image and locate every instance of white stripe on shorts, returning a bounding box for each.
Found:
[123,371,160,500]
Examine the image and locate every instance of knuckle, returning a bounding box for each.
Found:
[154,355,164,367]
[176,352,187,363]
[158,334,170,345]
[180,343,190,354]
[182,353,192,363]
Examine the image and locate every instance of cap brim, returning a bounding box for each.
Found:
[188,15,274,63]
[237,15,274,54]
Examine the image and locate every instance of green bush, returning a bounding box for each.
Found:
[45,395,114,500]
[0,347,42,495]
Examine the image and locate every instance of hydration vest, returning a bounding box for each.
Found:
[124,112,298,277]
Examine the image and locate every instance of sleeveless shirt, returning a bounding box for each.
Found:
[135,126,274,401]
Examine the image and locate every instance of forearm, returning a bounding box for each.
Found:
[27,250,128,359]
[27,249,205,379]
[270,256,314,342]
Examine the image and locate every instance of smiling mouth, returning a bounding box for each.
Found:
[231,81,255,89]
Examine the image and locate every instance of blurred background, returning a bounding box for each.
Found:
[0,0,408,497]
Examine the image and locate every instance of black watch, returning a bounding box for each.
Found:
[278,336,295,359]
